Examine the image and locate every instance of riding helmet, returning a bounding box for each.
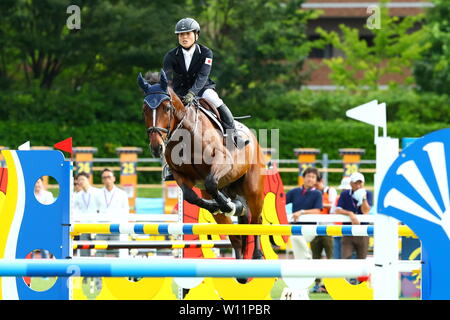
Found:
[174,18,200,34]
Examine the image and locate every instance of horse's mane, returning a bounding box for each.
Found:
[144,71,160,85]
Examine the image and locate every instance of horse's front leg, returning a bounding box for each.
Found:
[173,171,221,214]
[204,164,237,215]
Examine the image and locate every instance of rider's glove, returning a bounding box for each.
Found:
[183,91,196,105]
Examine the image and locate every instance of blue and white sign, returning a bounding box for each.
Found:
[378,128,450,300]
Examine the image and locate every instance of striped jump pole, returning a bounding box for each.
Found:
[0,259,371,278]
[72,240,233,250]
[71,223,416,237]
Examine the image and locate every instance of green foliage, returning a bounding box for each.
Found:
[1,118,447,185]
[0,119,446,160]
[0,0,185,89]
[226,87,450,124]
[314,0,429,91]
[192,0,317,98]
[413,0,450,94]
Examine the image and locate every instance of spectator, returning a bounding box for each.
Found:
[73,179,81,193]
[309,175,337,292]
[34,177,55,205]
[335,172,373,260]
[73,172,101,257]
[96,169,130,258]
[317,177,338,215]
[331,176,353,259]
[97,168,130,216]
[73,172,100,214]
[286,167,323,260]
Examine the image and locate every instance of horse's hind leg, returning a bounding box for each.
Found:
[241,165,265,260]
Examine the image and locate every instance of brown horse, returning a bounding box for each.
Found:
[138,70,265,259]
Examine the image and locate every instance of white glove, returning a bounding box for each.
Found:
[352,188,367,206]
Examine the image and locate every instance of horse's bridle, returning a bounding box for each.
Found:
[144,91,176,143]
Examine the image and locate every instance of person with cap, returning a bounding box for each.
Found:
[335,172,373,260]
[161,17,249,181]
[331,176,352,259]
[163,18,248,145]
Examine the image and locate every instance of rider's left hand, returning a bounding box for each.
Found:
[183,91,195,105]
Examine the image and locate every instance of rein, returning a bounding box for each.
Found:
[144,91,198,146]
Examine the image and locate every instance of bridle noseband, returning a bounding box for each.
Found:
[144,91,176,143]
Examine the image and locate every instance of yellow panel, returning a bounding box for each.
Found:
[213,278,275,300]
[399,225,417,238]
[184,278,221,300]
[151,278,177,300]
[323,278,373,300]
[0,192,5,221]
[102,277,166,300]
[198,208,221,258]
[0,151,19,300]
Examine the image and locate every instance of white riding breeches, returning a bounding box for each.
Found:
[201,89,224,108]
[291,235,313,260]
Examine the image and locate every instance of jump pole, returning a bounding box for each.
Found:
[70,223,415,237]
[0,259,371,278]
[346,100,399,300]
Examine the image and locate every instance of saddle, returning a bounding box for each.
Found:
[189,98,226,136]
[186,98,251,147]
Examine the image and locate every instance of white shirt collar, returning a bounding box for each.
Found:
[103,186,116,193]
[182,44,196,56]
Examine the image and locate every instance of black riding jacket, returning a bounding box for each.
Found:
[163,44,216,97]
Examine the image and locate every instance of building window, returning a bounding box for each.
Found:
[308,35,333,58]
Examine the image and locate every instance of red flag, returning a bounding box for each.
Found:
[54,137,72,155]
[0,168,7,194]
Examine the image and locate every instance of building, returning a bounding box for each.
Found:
[301,0,433,90]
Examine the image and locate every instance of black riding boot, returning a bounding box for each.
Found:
[218,104,249,149]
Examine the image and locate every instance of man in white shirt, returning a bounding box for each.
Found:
[73,172,101,257]
[97,168,130,216]
[96,169,130,258]
[34,177,55,205]
[73,172,101,214]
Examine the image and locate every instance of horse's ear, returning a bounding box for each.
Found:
[160,69,168,92]
[137,72,151,93]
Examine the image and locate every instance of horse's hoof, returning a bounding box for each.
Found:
[232,199,246,217]
[223,201,236,217]
[253,251,264,260]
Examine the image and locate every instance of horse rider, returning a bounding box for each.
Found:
[163,18,249,144]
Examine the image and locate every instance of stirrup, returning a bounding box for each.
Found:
[234,134,249,149]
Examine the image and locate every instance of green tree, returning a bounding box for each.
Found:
[0,0,185,89]
[413,0,450,95]
[190,0,317,106]
[314,0,429,91]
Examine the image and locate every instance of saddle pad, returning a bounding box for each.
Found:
[197,105,225,136]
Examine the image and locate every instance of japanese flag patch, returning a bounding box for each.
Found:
[205,58,213,65]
